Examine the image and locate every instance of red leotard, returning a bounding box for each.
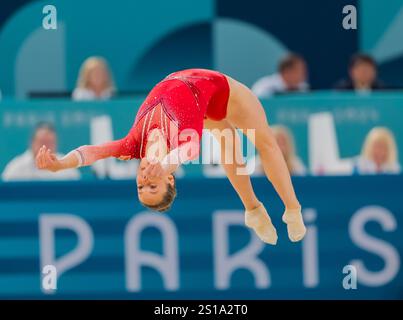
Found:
[80,69,230,162]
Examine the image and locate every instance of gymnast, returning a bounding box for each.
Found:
[36,68,306,245]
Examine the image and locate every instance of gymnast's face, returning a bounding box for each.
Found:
[136,158,174,207]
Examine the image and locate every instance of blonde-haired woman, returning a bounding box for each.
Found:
[356,127,400,174]
[254,125,306,176]
[72,56,115,101]
[273,126,306,175]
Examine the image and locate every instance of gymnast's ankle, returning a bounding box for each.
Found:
[245,201,262,212]
[285,203,301,212]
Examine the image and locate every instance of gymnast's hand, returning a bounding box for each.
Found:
[35,145,62,172]
[143,158,167,179]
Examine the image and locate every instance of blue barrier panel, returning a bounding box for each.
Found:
[0,175,402,299]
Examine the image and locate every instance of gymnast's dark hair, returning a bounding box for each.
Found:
[141,175,177,213]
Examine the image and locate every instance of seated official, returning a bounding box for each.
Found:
[251,53,309,98]
[334,54,385,92]
[2,123,80,181]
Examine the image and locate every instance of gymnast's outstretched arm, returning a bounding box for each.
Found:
[35,139,127,172]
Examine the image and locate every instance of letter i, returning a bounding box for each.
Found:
[302,209,319,288]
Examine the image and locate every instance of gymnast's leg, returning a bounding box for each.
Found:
[204,119,278,245]
[225,77,306,242]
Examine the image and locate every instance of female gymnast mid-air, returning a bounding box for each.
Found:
[36,68,306,245]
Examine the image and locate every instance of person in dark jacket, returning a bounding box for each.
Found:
[334,54,385,92]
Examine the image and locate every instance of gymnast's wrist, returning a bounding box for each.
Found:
[65,150,84,168]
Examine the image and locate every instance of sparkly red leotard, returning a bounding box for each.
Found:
[75,69,230,165]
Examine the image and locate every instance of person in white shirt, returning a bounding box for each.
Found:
[251,53,309,98]
[72,56,115,101]
[355,127,401,175]
[2,123,80,181]
[253,125,307,176]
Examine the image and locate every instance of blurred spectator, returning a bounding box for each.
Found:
[254,125,307,176]
[72,56,115,101]
[355,127,400,174]
[251,53,309,98]
[2,122,81,181]
[334,54,385,92]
